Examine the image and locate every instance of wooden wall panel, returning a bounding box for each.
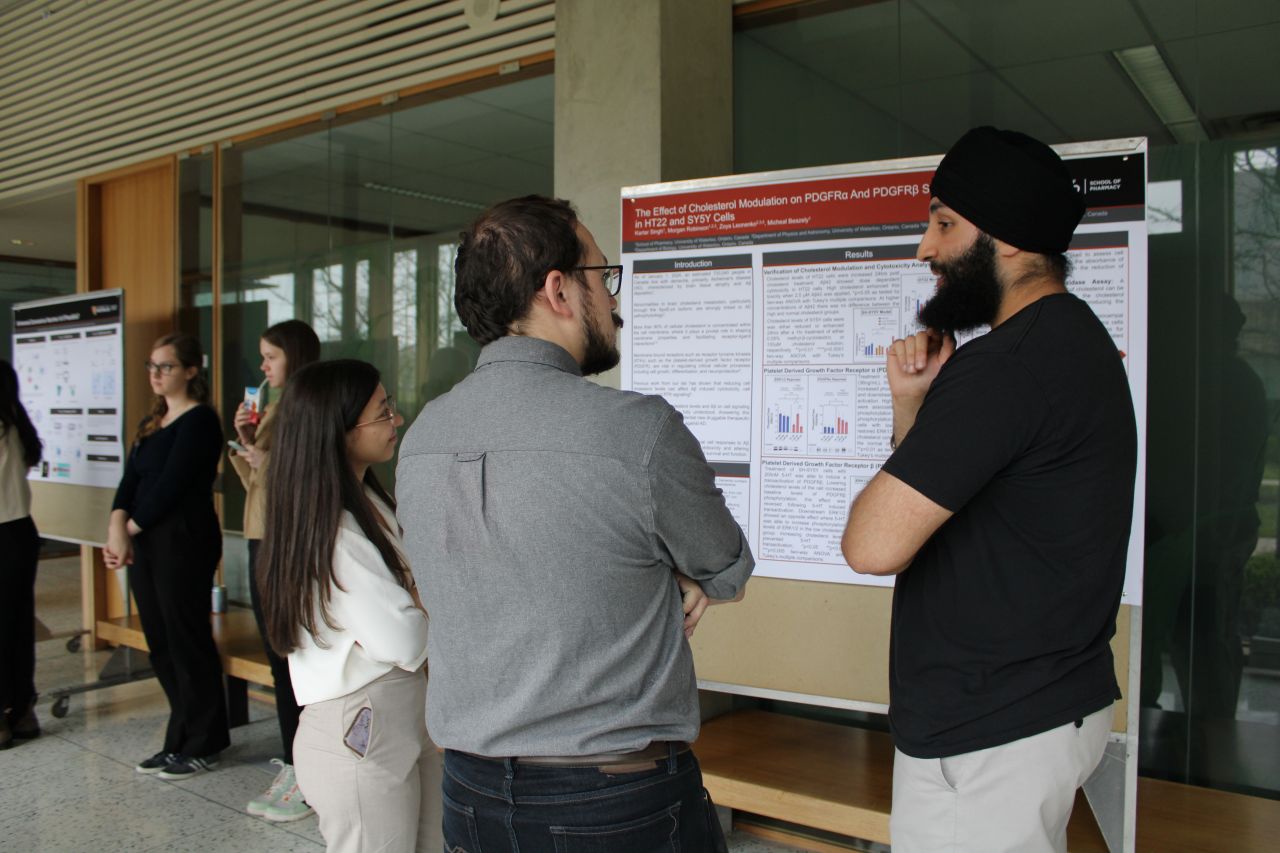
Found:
[97,161,177,428]
[68,158,176,632]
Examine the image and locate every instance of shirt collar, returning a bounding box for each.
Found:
[475,336,583,377]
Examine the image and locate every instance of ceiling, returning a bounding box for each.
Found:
[3,1,1279,267]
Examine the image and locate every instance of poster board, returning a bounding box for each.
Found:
[12,289,125,544]
[620,139,1146,716]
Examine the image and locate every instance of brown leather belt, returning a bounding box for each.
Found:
[487,741,692,773]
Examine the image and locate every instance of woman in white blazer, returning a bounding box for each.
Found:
[257,359,438,852]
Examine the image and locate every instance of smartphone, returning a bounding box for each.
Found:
[344,707,372,757]
[227,439,247,453]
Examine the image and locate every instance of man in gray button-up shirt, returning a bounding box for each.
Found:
[397,195,752,851]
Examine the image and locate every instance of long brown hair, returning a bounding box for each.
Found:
[135,333,209,443]
[0,360,42,467]
[258,359,411,656]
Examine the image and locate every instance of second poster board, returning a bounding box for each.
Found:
[12,290,126,544]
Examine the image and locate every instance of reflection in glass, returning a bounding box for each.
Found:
[214,70,552,602]
[734,0,1280,800]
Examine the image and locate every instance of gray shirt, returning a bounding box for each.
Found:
[396,336,754,756]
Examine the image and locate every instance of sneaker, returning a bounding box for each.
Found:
[263,780,314,823]
[136,751,178,774]
[247,758,292,816]
[157,753,220,780]
[0,716,12,750]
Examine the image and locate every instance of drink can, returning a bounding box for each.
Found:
[211,584,227,614]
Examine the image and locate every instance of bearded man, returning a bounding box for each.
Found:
[841,128,1138,853]
[396,195,752,852]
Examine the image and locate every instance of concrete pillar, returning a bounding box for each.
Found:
[555,1,738,729]
[554,0,733,276]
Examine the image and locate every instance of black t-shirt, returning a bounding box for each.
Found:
[111,404,222,534]
[881,292,1137,758]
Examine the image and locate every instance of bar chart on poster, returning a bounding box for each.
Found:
[621,140,1148,603]
[12,291,125,490]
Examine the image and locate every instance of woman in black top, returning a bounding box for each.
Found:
[104,333,229,779]
[0,360,43,750]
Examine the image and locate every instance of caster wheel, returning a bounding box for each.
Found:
[66,635,82,653]
[52,696,70,718]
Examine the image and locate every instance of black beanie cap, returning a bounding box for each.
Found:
[929,126,1086,255]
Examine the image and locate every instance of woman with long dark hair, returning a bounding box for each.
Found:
[259,359,434,852]
[104,333,229,779]
[227,319,320,821]
[0,360,43,750]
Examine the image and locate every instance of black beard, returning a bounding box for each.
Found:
[580,289,624,376]
[917,233,1001,335]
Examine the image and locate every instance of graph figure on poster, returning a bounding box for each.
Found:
[853,307,896,363]
[764,374,807,455]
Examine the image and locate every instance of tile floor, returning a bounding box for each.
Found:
[2,556,801,852]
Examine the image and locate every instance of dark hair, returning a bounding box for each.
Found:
[261,319,321,381]
[1012,251,1073,289]
[0,360,42,467]
[454,195,585,345]
[136,333,208,442]
[258,359,411,656]
[1041,252,1072,284]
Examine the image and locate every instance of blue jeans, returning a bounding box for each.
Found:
[441,747,728,852]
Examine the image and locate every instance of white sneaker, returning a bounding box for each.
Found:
[263,778,315,823]
[247,758,292,816]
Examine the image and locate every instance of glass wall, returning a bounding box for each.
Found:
[736,0,1280,798]
[0,258,76,362]
[207,70,553,602]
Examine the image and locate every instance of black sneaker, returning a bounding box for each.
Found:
[138,753,179,768]
[157,753,220,780]
[10,705,39,740]
[136,751,178,774]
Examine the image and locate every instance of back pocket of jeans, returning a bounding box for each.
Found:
[550,802,681,853]
[442,789,482,853]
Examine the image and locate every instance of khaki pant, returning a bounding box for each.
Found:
[890,705,1112,853]
[294,666,443,853]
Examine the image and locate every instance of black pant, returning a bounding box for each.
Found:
[0,516,39,717]
[129,509,230,757]
[443,747,729,853]
[247,538,302,764]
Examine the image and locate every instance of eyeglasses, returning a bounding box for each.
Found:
[144,361,179,375]
[355,396,398,428]
[571,265,623,298]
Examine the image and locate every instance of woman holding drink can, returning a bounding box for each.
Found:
[228,319,320,821]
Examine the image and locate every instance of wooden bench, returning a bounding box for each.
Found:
[96,605,273,726]
[698,710,1280,851]
[696,709,1108,851]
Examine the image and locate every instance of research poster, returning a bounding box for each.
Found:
[12,290,125,489]
[621,141,1148,602]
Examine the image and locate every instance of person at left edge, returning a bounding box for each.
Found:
[104,333,229,780]
[0,360,43,750]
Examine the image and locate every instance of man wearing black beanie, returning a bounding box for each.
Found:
[841,127,1137,852]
